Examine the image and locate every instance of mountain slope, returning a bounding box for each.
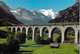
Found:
[48,0,79,23]
[11,8,51,24]
[39,9,58,19]
[0,1,22,26]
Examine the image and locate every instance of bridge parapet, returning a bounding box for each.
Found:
[17,22,79,26]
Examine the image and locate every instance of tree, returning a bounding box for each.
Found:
[15,32,26,44]
[35,35,42,44]
[0,34,20,54]
[7,39,19,54]
[56,36,61,43]
[35,35,53,44]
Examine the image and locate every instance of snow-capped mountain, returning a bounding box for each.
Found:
[10,8,51,24]
[39,9,58,19]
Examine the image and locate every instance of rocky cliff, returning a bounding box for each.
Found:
[0,1,22,26]
[48,0,79,23]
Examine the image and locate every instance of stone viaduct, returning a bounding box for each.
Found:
[8,22,80,44]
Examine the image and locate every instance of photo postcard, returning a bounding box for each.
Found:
[0,0,79,54]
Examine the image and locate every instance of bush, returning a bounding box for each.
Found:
[55,36,61,43]
[35,35,42,44]
[35,35,53,44]
[0,43,7,54]
[47,38,53,43]
[15,32,26,44]
[0,41,19,54]
[0,30,8,38]
[0,34,20,54]
[7,34,15,42]
[40,38,53,44]
[7,34,20,51]
[7,39,19,54]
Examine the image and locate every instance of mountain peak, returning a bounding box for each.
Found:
[0,1,12,14]
[0,1,5,5]
[49,9,53,11]
[16,7,24,11]
[76,0,79,3]
[39,9,58,19]
[31,10,37,12]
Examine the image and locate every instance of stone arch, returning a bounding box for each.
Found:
[28,27,33,39]
[8,28,11,31]
[64,27,75,43]
[34,27,40,40]
[51,27,62,43]
[17,27,20,33]
[42,27,49,40]
[22,27,26,34]
[13,27,15,32]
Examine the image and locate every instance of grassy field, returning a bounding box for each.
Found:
[0,38,7,44]
[16,40,79,54]
[0,37,79,54]
[21,40,36,46]
[0,27,79,54]
[0,27,8,44]
[0,27,9,31]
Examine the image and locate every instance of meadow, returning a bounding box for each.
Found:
[0,39,79,54]
[16,40,79,54]
[0,27,79,54]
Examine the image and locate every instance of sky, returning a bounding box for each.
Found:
[0,0,76,12]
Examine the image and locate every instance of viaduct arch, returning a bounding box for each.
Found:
[8,22,79,44]
[51,27,62,43]
[34,27,40,40]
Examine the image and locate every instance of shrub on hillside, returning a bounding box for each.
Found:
[55,36,61,43]
[35,35,53,44]
[0,30,9,38]
[35,35,42,44]
[0,43,7,54]
[0,34,20,54]
[47,38,53,43]
[6,39,19,54]
[15,32,26,44]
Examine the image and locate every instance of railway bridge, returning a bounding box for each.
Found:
[8,22,80,44]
